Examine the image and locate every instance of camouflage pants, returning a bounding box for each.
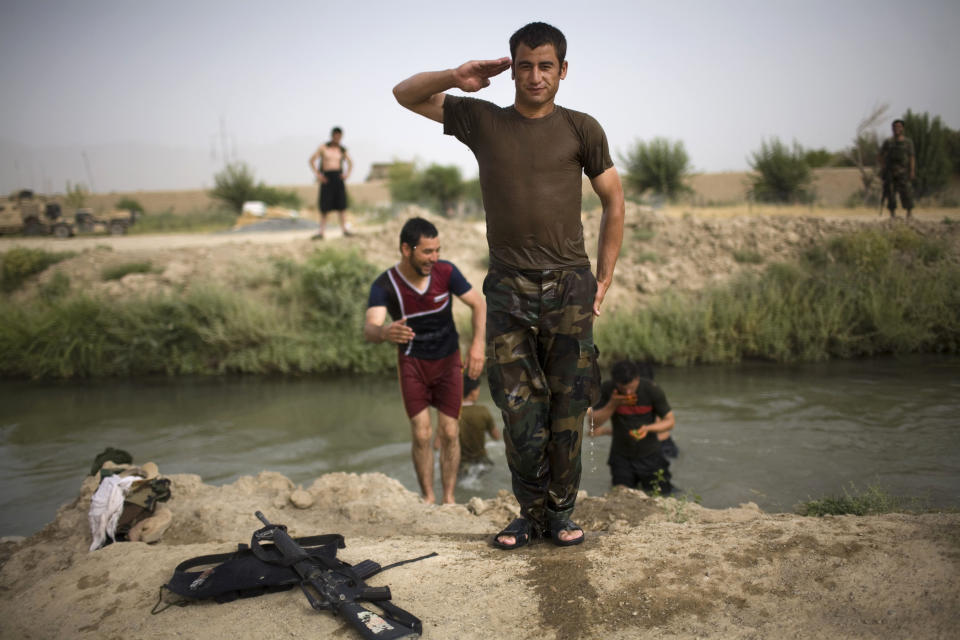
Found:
[884,173,914,213]
[483,263,600,530]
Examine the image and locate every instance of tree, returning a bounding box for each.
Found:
[901,109,952,198]
[209,162,301,213]
[844,103,887,205]
[803,148,834,168]
[748,138,813,203]
[419,164,464,214]
[64,181,89,208]
[387,161,466,215]
[620,137,692,201]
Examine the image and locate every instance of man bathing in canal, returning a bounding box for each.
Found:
[364,217,485,504]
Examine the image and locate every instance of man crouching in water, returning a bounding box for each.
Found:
[393,22,625,547]
[364,217,485,504]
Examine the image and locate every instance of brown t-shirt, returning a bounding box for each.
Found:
[458,403,497,463]
[443,95,613,270]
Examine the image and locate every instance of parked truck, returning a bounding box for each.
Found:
[0,190,137,237]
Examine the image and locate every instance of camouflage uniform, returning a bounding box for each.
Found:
[880,136,915,214]
[484,263,601,531]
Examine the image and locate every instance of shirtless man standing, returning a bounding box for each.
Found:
[308,126,353,239]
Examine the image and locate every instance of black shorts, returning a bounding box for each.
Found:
[319,171,347,213]
[609,452,673,495]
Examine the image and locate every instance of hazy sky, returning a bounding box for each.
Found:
[1,0,958,194]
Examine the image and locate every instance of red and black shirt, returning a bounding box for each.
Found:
[367,260,471,360]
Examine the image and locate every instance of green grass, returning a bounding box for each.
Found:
[796,483,924,516]
[598,226,960,365]
[102,261,155,281]
[732,249,764,264]
[128,208,237,234]
[0,248,395,379]
[1,247,75,292]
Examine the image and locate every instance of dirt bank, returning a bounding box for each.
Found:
[4,203,959,315]
[0,472,957,640]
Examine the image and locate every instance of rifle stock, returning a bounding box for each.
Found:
[254,511,420,640]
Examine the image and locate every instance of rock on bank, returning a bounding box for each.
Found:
[0,472,957,639]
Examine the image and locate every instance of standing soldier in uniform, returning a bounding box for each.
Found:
[393,22,625,549]
[878,119,916,218]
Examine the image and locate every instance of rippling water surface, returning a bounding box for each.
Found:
[1,356,958,536]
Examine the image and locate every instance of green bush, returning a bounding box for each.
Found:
[901,109,953,198]
[620,137,692,201]
[64,182,89,208]
[596,226,960,365]
[209,162,302,213]
[749,138,814,204]
[0,249,396,379]
[102,262,155,281]
[388,162,467,215]
[114,197,145,215]
[1,247,74,292]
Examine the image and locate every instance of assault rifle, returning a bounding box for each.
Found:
[253,511,423,640]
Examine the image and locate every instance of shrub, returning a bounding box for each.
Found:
[209,162,302,213]
[620,137,692,201]
[114,197,145,216]
[64,182,89,208]
[388,162,467,215]
[901,109,953,198]
[1,248,74,292]
[796,484,918,516]
[420,164,464,215]
[749,138,814,203]
[803,148,834,168]
[102,262,154,281]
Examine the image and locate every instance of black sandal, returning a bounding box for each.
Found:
[492,517,535,550]
[549,519,585,547]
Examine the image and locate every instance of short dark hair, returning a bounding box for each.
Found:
[463,372,481,398]
[331,126,343,135]
[509,22,567,65]
[892,119,905,127]
[399,217,438,248]
[610,360,640,386]
[610,360,655,385]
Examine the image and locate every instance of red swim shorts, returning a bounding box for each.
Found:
[397,351,463,419]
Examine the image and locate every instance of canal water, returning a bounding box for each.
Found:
[1,356,958,537]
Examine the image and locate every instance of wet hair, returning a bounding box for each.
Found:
[399,217,438,249]
[509,22,567,65]
[331,126,343,135]
[610,360,640,385]
[463,372,480,398]
[610,360,655,385]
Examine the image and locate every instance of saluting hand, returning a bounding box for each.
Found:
[452,58,512,93]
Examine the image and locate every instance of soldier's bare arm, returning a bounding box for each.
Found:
[393,58,512,123]
[590,166,626,316]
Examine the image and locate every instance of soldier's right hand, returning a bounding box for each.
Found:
[453,58,512,92]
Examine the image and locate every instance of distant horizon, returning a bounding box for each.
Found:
[3,1,958,195]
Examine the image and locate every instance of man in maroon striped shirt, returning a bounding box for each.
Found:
[364,217,485,504]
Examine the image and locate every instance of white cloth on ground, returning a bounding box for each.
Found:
[88,474,141,551]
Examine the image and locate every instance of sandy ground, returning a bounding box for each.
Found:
[3,204,960,638]
[0,472,957,640]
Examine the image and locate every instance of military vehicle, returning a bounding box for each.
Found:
[0,190,74,238]
[0,190,137,237]
[73,206,138,235]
